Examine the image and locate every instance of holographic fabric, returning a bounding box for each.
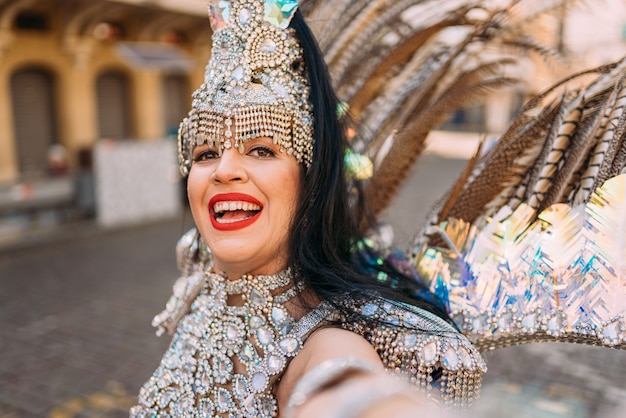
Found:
[414,174,626,351]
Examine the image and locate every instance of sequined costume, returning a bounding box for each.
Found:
[131,0,626,415]
[130,238,485,416]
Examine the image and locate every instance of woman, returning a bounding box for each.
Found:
[131,1,484,416]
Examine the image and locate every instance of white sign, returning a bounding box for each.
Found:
[94,139,182,227]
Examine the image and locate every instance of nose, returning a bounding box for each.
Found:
[212,148,249,184]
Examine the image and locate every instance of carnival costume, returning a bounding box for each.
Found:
[132,0,626,416]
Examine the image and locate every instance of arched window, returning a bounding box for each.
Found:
[10,67,58,176]
[96,71,133,139]
[162,75,190,137]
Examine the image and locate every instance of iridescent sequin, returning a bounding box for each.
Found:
[414,173,626,351]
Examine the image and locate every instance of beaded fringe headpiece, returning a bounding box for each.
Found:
[177,0,314,176]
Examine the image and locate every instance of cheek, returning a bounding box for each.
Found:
[283,172,302,220]
[187,168,208,209]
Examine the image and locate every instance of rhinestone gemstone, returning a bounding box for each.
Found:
[215,387,234,413]
[402,332,418,349]
[199,398,214,417]
[547,315,563,334]
[226,323,239,338]
[178,395,194,412]
[233,375,249,400]
[212,355,233,383]
[250,315,265,329]
[158,388,176,408]
[522,313,537,331]
[443,347,459,370]
[261,38,277,54]
[422,341,438,365]
[602,322,620,344]
[157,370,174,389]
[458,347,474,369]
[231,66,245,82]
[141,386,158,406]
[209,1,230,32]
[271,307,287,324]
[250,288,266,306]
[272,82,289,99]
[404,312,419,327]
[238,8,251,25]
[497,312,513,332]
[256,395,278,416]
[279,337,299,355]
[362,303,378,316]
[472,314,487,334]
[251,372,269,392]
[195,368,212,395]
[267,354,285,373]
[240,342,257,362]
[264,0,298,29]
[257,326,273,346]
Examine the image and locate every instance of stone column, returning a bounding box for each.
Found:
[132,69,164,140]
[0,67,18,182]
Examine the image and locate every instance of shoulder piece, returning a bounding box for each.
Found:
[176,227,212,275]
[339,298,486,408]
[152,228,212,336]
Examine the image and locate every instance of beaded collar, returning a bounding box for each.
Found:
[130,268,329,417]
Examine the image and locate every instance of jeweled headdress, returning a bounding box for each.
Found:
[177,0,313,176]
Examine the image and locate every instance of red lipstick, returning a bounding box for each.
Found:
[208,193,263,231]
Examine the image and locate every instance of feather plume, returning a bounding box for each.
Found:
[437,139,485,223]
[444,100,562,223]
[438,59,626,228]
[572,80,626,204]
[301,0,606,216]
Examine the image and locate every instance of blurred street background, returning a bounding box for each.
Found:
[1,0,626,417]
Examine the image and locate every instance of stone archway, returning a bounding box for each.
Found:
[10,66,58,176]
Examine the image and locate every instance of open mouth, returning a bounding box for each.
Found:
[212,201,262,224]
[208,193,264,231]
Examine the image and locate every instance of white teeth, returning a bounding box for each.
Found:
[213,201,262,213]
[216,216,248,224]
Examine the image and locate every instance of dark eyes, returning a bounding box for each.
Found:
[193,145,276,162]
[248,146,275,158]
[193,149,219,162]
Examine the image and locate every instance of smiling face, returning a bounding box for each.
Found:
[188,136,303,278]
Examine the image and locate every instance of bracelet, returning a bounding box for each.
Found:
[326,376,426,418]
[283,358,378,418]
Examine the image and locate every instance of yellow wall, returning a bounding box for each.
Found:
[0,4,210,183]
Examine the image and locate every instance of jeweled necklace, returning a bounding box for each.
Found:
[130,268,330,417]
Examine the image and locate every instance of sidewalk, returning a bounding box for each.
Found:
[2,151,626,417]
[0,218,101,255]
[0,214,192,418]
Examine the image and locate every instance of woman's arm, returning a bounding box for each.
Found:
[275,327,450,418]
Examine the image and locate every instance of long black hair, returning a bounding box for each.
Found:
[288,11,451,323]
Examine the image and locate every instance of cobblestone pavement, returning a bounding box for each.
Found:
[0,216,194,417]
[1,154,626,417]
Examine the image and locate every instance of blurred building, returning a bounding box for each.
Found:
[1,0,625,230]
[0,0,212,229]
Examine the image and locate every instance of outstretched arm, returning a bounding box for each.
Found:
[276,327,452,418]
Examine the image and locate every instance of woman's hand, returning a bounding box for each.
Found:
[277,327,459,418]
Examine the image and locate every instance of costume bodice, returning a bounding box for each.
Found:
[130,269,330,417]
[130,265,485,417]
